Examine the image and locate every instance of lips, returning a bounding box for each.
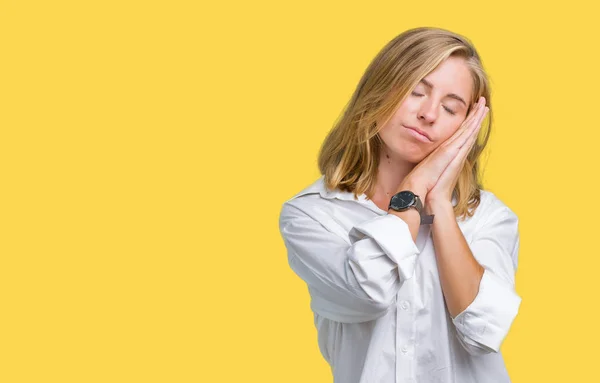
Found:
[403,125,432,142]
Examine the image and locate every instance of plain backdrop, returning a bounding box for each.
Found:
[1,1,598,382]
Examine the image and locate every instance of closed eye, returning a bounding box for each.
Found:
[443,106,456,115]
[412,92,456,115]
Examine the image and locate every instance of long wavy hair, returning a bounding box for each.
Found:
[317,27,493,221]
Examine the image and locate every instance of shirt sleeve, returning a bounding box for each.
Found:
[451,205,522,355]
[279,202,421,323]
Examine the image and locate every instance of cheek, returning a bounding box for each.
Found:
[440,122,464,142]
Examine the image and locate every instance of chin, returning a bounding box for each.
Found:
[395,145,428,164]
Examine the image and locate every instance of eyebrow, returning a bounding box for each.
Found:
[419,78,467,107]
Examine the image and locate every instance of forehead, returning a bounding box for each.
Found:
[419,57,473,103]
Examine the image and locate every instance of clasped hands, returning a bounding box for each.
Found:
[400,97,490,213]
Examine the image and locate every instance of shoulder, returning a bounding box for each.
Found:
[278,177,356,244]
[471,190,520,263]
[477,189,519,225]
[283,176,327,203]
[279,176,361,242]
[280,175,338,216]
[279,177,327,223]
[474,189,521,270]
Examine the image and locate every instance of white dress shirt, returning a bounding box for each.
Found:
[278,175,522,383]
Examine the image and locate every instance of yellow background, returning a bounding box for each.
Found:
[1,0,598,382]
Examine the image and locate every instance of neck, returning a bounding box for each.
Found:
[372,149,416,200]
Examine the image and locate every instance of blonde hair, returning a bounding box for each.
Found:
[317,27,492,221]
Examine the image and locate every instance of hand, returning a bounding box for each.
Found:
[425,97,489,207]
[399,96,489,205]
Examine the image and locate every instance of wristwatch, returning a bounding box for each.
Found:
[388,190,435,225]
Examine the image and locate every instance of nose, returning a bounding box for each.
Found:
[418,98,438,124]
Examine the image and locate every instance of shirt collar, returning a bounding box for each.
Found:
[287,176,384,215]
[289,175,366,200]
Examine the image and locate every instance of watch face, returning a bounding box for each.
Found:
[390,191,415,210]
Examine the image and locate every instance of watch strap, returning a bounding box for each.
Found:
[420,213,435,225]
[414,195,434,225]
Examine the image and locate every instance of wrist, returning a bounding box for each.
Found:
[425,198,453,215]
[397,183,426,200]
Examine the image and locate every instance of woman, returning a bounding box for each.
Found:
[278,27,521,383]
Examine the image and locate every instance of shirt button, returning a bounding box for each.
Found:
[401,346,408,354]
[401,301,410,310]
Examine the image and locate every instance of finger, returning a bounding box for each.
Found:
[460,97,485,131]
[455,101,488,149]
[444,106,488,174]
[448,125,477,175]
[421,99,483,162]
[424,97,485,160]
[443,97,485,147]
[461,107,488,151]
[432,102,485,168]
[416,101,487,186]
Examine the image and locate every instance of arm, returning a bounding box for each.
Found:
[279,202,420,323]
[428,200,522,355]
[388,201,422,244]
